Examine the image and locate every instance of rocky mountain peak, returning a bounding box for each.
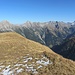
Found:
[1,20,10,24]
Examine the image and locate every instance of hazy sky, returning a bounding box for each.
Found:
[0,0,75,24]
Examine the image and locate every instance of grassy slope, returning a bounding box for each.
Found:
[0,32,53,61]
[0,32,75,75]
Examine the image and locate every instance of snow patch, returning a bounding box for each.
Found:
[36,57,52,66]
[17,68,23,73]
[25,64,38,74]
[24,57,32,63]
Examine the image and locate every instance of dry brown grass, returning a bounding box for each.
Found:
[0,32,53,62]
[0,32,75,75]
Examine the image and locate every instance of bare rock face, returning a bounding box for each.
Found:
[0,20,14,32]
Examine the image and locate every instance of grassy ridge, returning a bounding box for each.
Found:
[0,32,75,75]
[0,32,52,61]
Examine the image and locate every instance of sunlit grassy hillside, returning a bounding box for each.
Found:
[0,32,52,62]
[0,32,75,75]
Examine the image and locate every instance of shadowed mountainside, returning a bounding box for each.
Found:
[52,31,75,61]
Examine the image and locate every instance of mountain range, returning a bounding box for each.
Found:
[0,20,75,48]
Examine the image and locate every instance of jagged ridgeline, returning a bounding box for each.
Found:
[0,32,75,75]
[0,20,75,48]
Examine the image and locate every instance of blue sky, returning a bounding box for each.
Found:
[0,0,75,24]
